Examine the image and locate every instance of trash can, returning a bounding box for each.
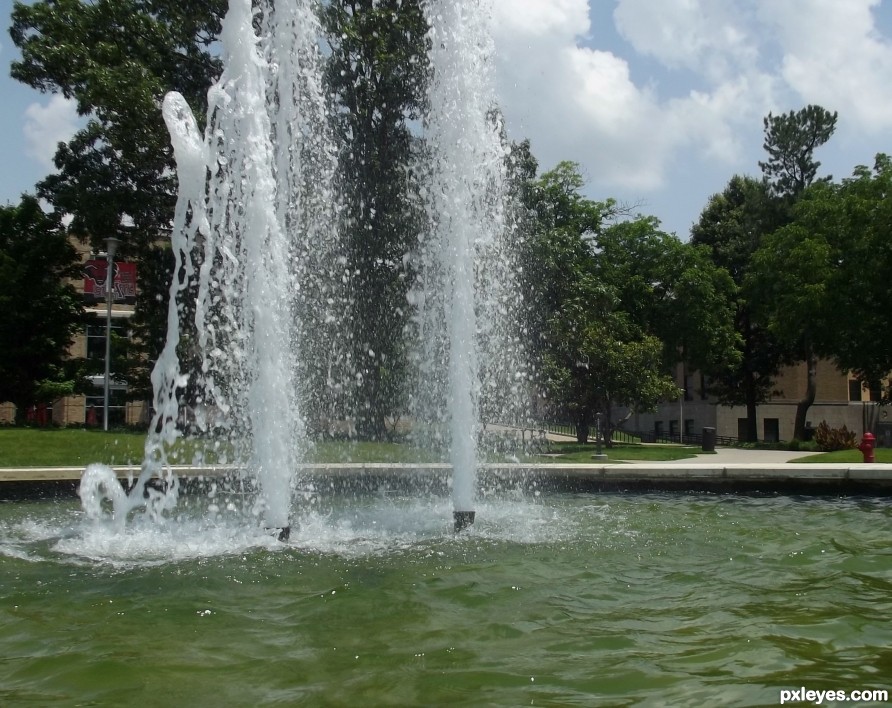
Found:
[701,427,716,453]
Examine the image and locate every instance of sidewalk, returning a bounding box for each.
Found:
[624,446,809,465]
[542,429,810,465]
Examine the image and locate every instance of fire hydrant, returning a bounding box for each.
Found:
[858,432,876,463]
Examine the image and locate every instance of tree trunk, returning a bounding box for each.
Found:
[794,347,817,441]
[574,408,590,444]
[13,400,27,427]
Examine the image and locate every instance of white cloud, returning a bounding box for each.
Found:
[614,0,760,80]
[23,94,79,170]
[493,0,590,37]
[491,0,760,191]
[757,0,892,132]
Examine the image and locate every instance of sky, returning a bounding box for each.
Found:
[3,0,892,238]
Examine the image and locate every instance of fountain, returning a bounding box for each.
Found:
[414,2,513,532]
[3,3,892,703]
[77,0,522,537]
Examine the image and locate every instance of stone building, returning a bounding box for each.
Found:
[620,361,891,446]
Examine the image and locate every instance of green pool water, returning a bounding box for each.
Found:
[1,493,890,706]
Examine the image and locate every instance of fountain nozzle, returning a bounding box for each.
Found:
[267,526,290,542]
[453,511,475,533]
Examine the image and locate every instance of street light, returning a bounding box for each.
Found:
[679,388,685,444]
[595,411,603,456]
[103,237,121,431]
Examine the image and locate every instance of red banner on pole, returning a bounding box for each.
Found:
[83,260,137,304]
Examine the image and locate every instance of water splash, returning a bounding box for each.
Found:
[79,0,525,538]
[81,0,337,531]
[414,0,513,516]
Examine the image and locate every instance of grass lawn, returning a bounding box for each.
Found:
[5,427,890,468]
[309,440,443,464]
[0,428,449,467]
[790,448,892,464]
[0,427,148,467]
[0,427,706,467]
[532,441,701,463]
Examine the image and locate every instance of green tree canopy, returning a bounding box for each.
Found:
[524,163,679,442]
[10,0,227,411]
[693,105,838,441]
[0,196,85,422]
[690,175,786,441]
[320,0,429,439]
[826,154,892,391]
[759,104,838,199]
[754,104,838,439]
[752,155,892,400]
[10,0,225,248]
[596,215,740,380]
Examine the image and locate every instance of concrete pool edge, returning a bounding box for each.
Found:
[2,462,892,499]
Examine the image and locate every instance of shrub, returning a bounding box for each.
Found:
[814,421,857,452]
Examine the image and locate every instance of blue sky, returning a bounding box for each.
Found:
[3,0,892,238]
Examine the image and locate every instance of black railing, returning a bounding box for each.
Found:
[538,423,739,447]
[539,422,576,438]
[627,430,739,446]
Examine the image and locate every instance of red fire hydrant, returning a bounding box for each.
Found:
[858,432,876,463]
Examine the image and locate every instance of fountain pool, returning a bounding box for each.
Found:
[22,1,889,703]
[2,492,890,705]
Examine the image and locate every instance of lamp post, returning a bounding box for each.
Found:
[595,411,603,456]
[679,388,685,444]
[103,237,120,431]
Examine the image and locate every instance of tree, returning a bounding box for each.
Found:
[524,163,679,442]
[320,0,430,439]
[10,0,227,407]
[0,196,85,423]
[522,161,611,364]
[759,105,838,199]
[596,215,740,381]
[753,155,892,404]
[10,0,225,248]
[748,213,833,439]
[690,175,786,441]
[756,105,838,438]
[825,155,892,393]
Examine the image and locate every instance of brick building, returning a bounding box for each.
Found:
[0,239,148,427]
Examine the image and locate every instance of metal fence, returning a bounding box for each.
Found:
[538,422,739,447]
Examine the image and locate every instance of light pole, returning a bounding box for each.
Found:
[103,237,120,431]
[679,388,685,444]
[595,411,603,456]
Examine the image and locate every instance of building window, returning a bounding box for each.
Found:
[85,390,127,427]
[869,384,882,402]
[763,418,780,443]
[737,418,748,440]
[849,380,863,402]
[85,319,127,361]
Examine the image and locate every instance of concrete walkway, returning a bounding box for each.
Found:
[624,446,810,465]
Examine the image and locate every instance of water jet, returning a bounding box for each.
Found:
[76,0,522,538]
[273,526,291,542]
[452,510,476,533]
